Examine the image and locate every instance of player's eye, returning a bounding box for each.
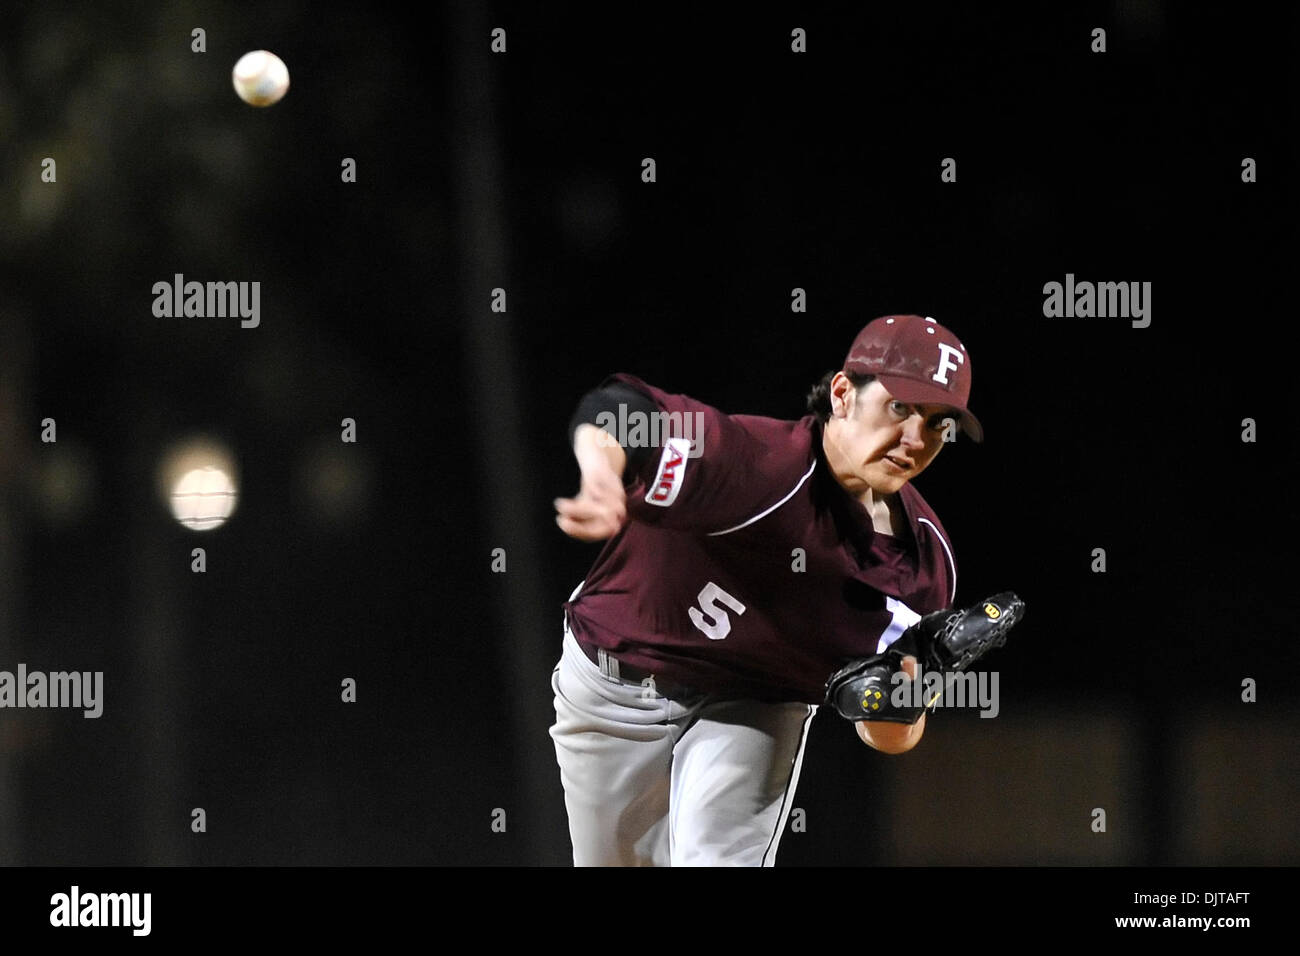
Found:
[889,400,909,417]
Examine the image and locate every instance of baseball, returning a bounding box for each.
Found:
[232,50,290,107]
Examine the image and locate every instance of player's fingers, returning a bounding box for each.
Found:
[554,495,598,517]
[575,487,623,519]
[571,481,627,524]
[581,472,627,513]
[586,494,626,524]
[557,515,605,541]
[899,655,919,680]
[554,495,624,528]
[554,496,617,523]
[555,512,619,542]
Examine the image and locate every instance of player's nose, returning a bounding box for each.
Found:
[900,415,926,447]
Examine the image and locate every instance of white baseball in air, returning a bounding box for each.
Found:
[232,50,290,107]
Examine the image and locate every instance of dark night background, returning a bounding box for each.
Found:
[0,2,1296,867]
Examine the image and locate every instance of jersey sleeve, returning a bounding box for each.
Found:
[603,373,811,534]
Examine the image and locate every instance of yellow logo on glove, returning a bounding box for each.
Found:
[984,603,1001,619]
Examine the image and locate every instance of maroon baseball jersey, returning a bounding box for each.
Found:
[563,373,958,704]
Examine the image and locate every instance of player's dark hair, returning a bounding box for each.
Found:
[806,371,875,423]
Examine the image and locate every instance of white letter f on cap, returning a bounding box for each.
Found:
[932,343,964,385]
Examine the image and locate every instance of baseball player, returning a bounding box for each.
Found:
[550,314,1023,866]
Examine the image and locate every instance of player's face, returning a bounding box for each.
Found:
[825,376,955,497]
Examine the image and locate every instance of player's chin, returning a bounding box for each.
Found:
[862,469,909,494]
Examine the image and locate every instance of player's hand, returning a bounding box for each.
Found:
[555,425,628,541]
[897,654,918,682]
[855,656,924,753]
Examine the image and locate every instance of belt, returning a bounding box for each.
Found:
[576,638,699,700]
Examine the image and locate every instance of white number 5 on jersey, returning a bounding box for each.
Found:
[689,582,747,640]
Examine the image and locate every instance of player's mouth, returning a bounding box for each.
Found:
[882,455,912,472]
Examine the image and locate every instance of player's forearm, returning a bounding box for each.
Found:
[573,423,627,477]
[856,713,926,754]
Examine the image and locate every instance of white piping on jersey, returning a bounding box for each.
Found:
[706,460,818,537]
[917,517,956,604]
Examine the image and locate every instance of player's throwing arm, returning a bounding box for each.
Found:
[554,423,628,542]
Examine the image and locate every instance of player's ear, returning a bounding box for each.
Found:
[829,371,853,419]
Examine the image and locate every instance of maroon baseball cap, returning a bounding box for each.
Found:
[842,314,984,442]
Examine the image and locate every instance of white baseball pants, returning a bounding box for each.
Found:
[550,621,815,866]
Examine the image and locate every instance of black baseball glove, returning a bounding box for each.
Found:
[824,592,1026,724]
